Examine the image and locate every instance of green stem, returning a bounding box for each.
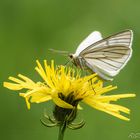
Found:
[58,122,66,140]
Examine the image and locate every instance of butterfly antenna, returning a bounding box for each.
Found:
[49,48,69,56]
[64,60,71,66]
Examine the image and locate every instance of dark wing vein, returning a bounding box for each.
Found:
[80,30,132,55]
[98,58,120,69]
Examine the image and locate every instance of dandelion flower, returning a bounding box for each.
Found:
[3,60,135,139]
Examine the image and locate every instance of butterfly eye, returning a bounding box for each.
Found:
[69,54,73,59]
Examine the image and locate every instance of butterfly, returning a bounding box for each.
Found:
[68,30,133,80]
[50,30,133,80]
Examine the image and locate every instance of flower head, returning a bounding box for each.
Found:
[4,60,135,122]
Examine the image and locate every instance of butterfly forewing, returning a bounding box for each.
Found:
[75,31,102,55]
[80,30,132,55]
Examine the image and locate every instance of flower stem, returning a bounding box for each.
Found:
[58,122,66,140]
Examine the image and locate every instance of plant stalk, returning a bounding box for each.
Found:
[58,122,66,140]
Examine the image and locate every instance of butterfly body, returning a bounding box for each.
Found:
[69,30,133,80]
[69,53,86,70]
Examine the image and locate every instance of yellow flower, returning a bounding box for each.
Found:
[3,60,135,121]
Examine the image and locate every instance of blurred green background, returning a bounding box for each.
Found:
[0,0,139,140]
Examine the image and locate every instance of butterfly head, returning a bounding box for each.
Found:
[68,53,75,60]
[68,53,77,64]
[68,53,82,68]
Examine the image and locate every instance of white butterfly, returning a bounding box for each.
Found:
[68,30,133,80]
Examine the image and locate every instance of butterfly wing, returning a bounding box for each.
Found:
[75,31,102,56]
[80,30,133,80]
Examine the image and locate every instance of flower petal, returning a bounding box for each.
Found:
[3,82,23,90]
[52,93,73,109]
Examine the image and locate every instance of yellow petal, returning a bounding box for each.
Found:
[52,93,73,109]
[97,94,136,102]
[3,82,23,90]
[83,97,131,121]
[35,60,47,81]
[18,74,35,84]
[35,96,52,103]
[97,86,117,95]
[77,104,83,110]
[8,76,23,84]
